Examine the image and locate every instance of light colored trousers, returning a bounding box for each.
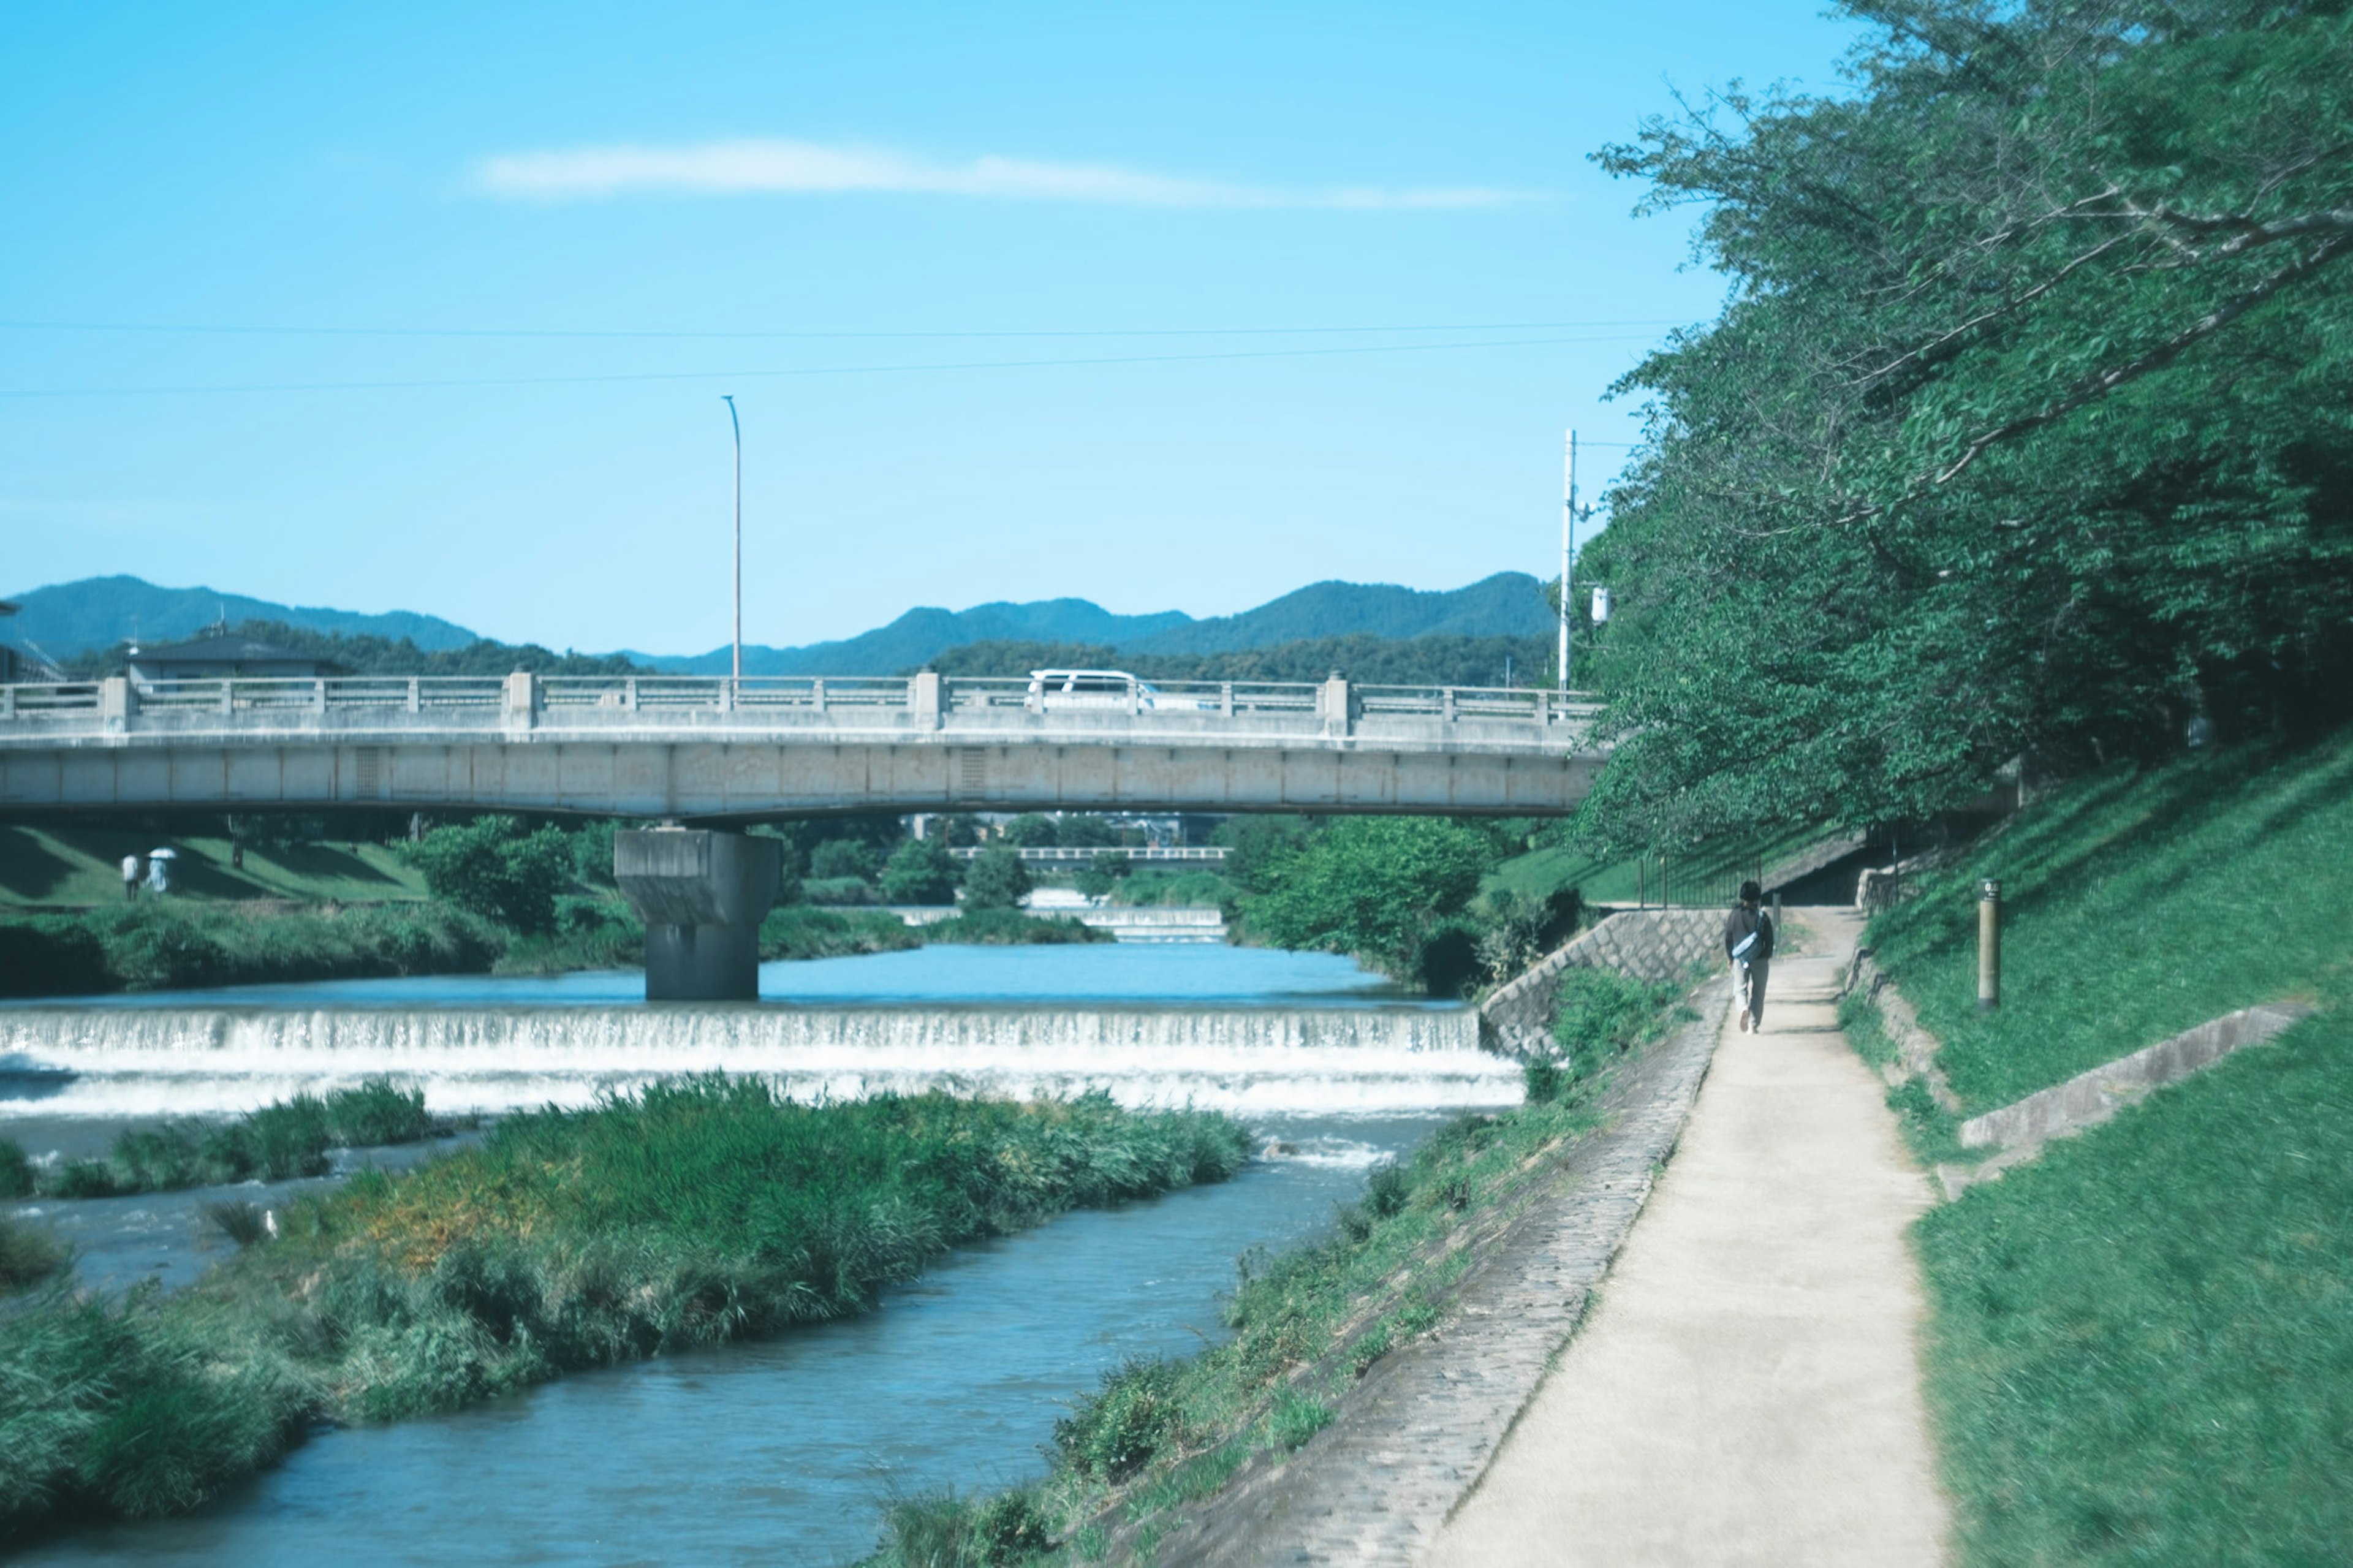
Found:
[1736,958,1771,1025]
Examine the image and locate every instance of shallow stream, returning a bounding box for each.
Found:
[4,945,1515,1563]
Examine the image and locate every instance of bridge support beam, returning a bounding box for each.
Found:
[613,828,782,1001]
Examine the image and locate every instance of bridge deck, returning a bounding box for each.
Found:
[0,674,1604,819]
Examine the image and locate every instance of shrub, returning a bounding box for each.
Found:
[0,1141,33,1200]
[0,920,111,998]
[0,1214,67,1291]
[808,838,880,882]
[1001,814,1060,849]
[1074,851,1131,900]
[960,847,1031,911]
[99,908,232,990]
[1269,1388,1335,1450]
[1522,1055,1570,1105]
[1551,966,1683,1065]
[878,838,961,906]
[924,909,1109,946]
[403,816,575,934]
[325,1079,433,1147]
[202,1202,271,1249]
[1055,1357,1189,1480]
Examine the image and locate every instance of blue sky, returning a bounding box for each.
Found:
[1,2,1862,656]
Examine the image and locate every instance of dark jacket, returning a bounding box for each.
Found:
[1724,906,1775,964]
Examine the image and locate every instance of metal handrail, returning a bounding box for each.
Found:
[0,673,1604,729]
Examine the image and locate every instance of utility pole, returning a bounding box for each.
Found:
[1559,430,1574,693]
[1556,428,1603,694]
[723,395,742,682]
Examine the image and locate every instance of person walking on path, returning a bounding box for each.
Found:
[1724,879,1775,1033]
[119,853,142,903]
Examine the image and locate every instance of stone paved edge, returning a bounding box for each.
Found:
[1957,1000,2315,1153]
[1146,975,1733,1568]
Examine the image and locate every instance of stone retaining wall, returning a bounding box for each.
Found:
[1479,909,1725,1057]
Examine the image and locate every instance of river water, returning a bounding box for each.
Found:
[3,945,1517,1565]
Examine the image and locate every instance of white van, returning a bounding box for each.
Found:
[1023,669,1198,714]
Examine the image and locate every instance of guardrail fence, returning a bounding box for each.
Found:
[0,673,1604,733]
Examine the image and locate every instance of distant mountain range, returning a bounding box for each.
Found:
[4,572,1554,674]
[1,575,477,659]
[627,574,1555,674]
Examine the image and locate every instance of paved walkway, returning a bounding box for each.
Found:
[1425,909,1949,1567]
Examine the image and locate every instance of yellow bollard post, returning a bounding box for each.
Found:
[1977,879,2002,1011]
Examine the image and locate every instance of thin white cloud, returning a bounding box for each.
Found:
[472,138,1531,210]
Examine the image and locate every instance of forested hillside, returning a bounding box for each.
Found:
[916,632,1551,687]
[81,621,648,679]
[1,576,477,658]
[1575,0,2353,853]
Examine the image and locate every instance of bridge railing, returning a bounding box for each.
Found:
[0,674,1604,732]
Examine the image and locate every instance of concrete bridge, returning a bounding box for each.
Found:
[0,671,1602,821]
[1,671,1605,1000]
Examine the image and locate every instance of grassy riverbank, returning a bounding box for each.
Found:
[0,896,1106,998]
[860,966,1693,1566]
[0,1082,1249,1541]
[1849,732,2353,1564]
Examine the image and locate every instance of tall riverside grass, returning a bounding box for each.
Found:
[34,1079,441,1199]
[0,1082,1249,1540]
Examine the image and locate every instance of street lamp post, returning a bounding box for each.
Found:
[723,395,741,683]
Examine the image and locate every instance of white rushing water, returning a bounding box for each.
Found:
[0,1002,1517,1121]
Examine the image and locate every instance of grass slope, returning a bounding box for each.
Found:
[1862,732,2353,1113]
[1859,733,2353,1565]
[0,825,427,909]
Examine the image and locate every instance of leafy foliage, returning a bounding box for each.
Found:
[1580,0,2353,848]
[402,816,575,934]
[878,837,961,906]
[1242,817,1494,979]
[961,846,1033,911]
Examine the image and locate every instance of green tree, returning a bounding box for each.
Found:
[1058,814,1116,848]
[961,846,1033,910]
[879,838,961,906]
[808,838,880,882]
[1002,814,1061,849]
[1211,815,1316,892]
[1075,851,1132,900]
[1576,0,2353,849]
[1242,817,1493,977]
[404,816,574,934]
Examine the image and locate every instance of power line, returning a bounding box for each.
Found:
[0,331,1666,400]
[0,315,1686,342]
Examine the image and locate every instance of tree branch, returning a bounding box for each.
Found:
[1932,230,2353,485]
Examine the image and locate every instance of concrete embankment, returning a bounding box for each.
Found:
[0,1003,1511,1121]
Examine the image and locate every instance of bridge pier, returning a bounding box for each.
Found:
[612,828,783,1001]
